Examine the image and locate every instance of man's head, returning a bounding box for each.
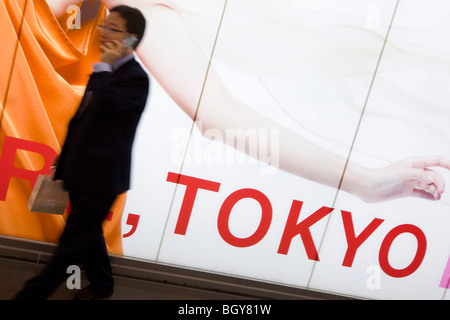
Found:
[99,5,146,50]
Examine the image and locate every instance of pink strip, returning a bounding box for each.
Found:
[439,256,450,289]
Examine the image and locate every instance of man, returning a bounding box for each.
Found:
[14,5,149,300]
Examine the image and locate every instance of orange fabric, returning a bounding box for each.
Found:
[0,0,124,254]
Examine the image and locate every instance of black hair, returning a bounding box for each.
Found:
[110,5,146,48]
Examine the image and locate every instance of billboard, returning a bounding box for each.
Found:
[2,0,450,299]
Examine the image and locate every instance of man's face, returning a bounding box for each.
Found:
[99,12,129,47]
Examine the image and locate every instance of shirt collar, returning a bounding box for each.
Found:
[113,53,134,71]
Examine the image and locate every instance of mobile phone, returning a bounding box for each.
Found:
[123,35,138,48]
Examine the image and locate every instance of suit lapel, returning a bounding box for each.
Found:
[74,79,95,119]
[72,58,136,120]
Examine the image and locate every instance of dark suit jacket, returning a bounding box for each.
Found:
[55,58,149,196]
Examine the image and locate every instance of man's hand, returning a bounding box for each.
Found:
[100,39,130,65]
[53,154,61,167]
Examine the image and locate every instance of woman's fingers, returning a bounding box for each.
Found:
[400,167,445,200]
[401,155,450,170]
[409,188,440,201]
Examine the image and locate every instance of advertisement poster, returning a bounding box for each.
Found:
[2,0,450,299]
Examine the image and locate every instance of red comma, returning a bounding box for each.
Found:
[123,213,140,238]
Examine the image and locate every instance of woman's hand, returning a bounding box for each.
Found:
[352,156,450,203]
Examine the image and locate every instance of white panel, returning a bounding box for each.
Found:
[310,0,450,299]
